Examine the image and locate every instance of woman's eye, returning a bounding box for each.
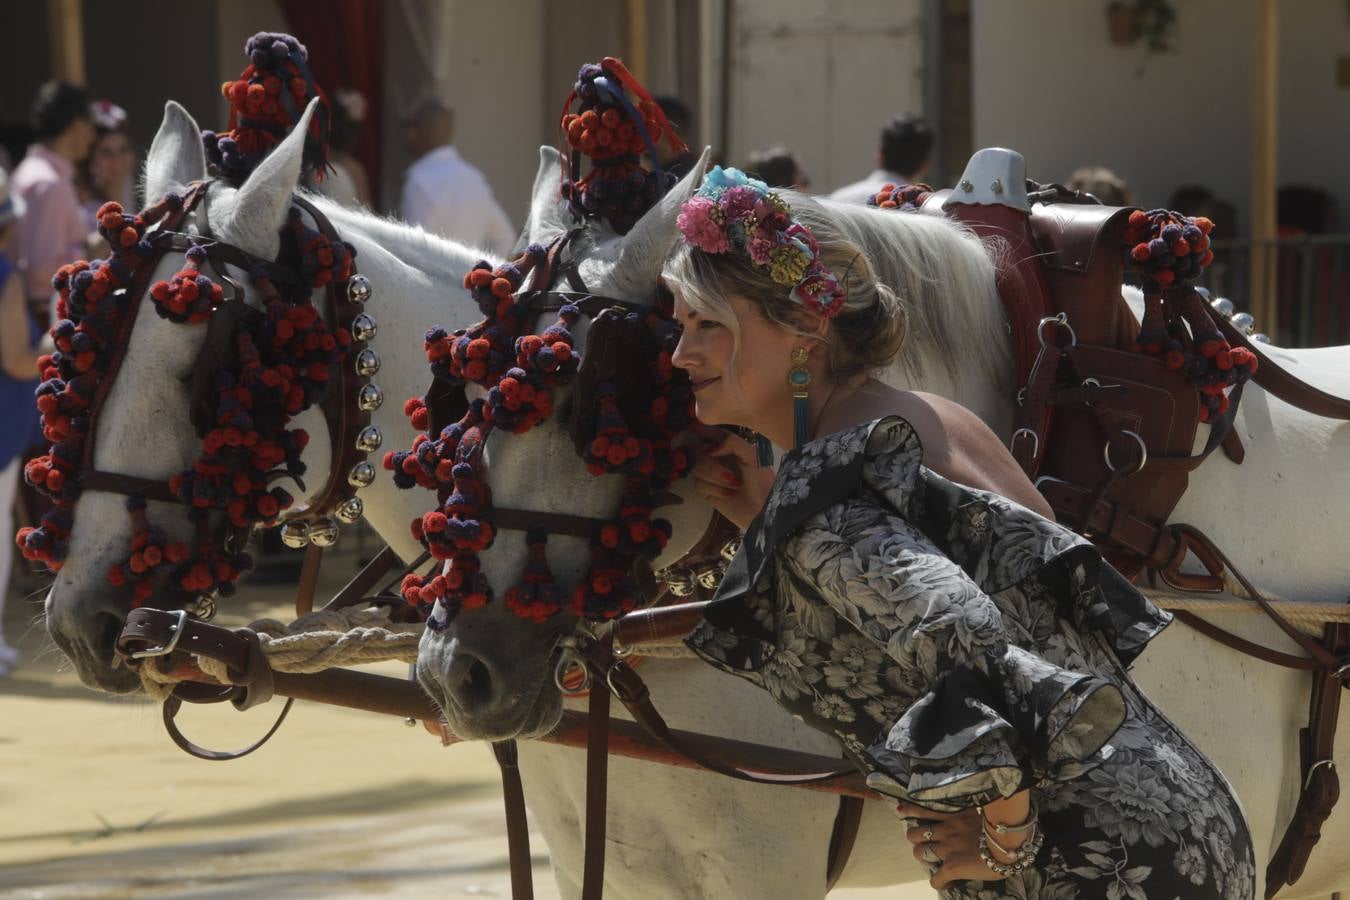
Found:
[697,319,722,331]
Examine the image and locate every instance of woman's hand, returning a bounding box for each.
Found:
[689,429,774,531]
[895,802,1009,890]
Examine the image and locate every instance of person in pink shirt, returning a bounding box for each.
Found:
[10,81,97,310]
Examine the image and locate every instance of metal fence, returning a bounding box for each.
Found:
[1199,236,1350,348]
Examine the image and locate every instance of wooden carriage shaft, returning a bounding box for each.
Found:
[270,668,871,799]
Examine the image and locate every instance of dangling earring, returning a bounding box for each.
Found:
[788,347,812,448]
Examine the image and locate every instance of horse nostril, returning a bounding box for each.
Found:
[445,653,497,712]
[93,611,125,663]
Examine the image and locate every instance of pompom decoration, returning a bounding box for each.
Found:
[202,32,331,184]
[867,182,935,212]
[1122,209,1256,422]
[390,252,696,626]
[559,57,688,235]
[17,184,351,610]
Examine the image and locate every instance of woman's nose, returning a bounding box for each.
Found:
[672,330,697,370]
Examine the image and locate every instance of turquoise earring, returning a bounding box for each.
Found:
[789,347,811,448]
[755,433,774,467]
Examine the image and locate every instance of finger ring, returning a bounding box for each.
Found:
[921,842,943,865]
[923,828,935,842]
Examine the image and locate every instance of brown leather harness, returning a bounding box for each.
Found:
[944,183,1350,898]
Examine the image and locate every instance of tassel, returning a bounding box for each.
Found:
[787,347,812,449]
[756,434,774,468]
[793,393,810,449]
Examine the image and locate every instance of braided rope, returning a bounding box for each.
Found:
[1145,583,1350,635]
[135,605,423,698]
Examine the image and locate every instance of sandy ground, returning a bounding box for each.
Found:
[0,546,927,900]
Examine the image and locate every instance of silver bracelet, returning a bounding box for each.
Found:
[978,825,1045,877]
[977,798,1039,835]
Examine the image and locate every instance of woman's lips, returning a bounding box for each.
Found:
[691,377,721,393]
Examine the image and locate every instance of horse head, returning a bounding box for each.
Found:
[416,146,718,741]
[42,99,336,691]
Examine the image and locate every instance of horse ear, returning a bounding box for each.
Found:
[221,97,319,254]
[518,145,571,249]
[607,147,710,296]
[143,101,206,203]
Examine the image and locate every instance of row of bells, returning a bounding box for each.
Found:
[1208,294,1269,343]
[280,275,381,550]
[659,536,741,598]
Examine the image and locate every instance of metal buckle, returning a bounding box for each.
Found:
[1305,758,1336,791]
[1103,430,1148,474]
[129,609,189,659]
[1010,428,1039,461]
[1036,313,1077,349]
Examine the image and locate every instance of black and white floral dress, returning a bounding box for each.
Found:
[686,417,1254,899]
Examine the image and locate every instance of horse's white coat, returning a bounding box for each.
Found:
[46,106,1350,899]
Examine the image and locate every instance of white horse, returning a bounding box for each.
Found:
[45,98,1350,900]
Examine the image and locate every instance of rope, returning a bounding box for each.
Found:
[1145,581,1350,635]
[135,604,424,697]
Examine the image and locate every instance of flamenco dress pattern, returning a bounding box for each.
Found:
[686,416,1255,900]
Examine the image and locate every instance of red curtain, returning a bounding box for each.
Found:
[279,0,385,206]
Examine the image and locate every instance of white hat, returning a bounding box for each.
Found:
[0,168,25,229]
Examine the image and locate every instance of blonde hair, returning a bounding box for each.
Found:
[662,190,908,383]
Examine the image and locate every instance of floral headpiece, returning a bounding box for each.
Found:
[677,167,845,318]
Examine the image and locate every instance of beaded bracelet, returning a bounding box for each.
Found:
[978,824,1045,876]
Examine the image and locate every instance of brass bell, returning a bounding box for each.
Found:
[279,520,311,548]
[355,425,383,452]
[696,564,723,591]
[335,495,364,524]
[357,383,383,411]
[351,313,377,343]
[347,274,372,304]
[348,461,377,488]
[1230,312,1255,335]
[354,349,381,377]
[719,537,741,563]
[309,517,340,547]
[1211,297,1235,318]
[663,568,696,598]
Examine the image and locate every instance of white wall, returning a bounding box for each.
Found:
[973,0,1254,229]
[973,0,1350,235]
[725,0,925,192]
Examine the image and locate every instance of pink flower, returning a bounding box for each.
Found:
[677,197,731,253]
[749,235,775,265]
[721,186,758,223]
[790,271,844,318]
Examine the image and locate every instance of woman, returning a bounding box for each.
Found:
[76,101,137,225]
[0,168,44,673]
[665,167,1254,898]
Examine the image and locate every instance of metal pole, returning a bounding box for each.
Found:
[922,0,946,187]
[1249,0,1279,330]
[47,0,85,85]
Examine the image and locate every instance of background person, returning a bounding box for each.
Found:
[398,94,514,257]
[0,168,44,673]
[830,114,933,205]
[10,81,98,313]
[744,145,810,191]
[76,100,137,224]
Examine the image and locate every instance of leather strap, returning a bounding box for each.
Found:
[492,740,536,900]
[1218,318,1350,420]
[161,693,295,761]
[826,795,865,890]
[1265,622,1350,897]
[582,634,613,900]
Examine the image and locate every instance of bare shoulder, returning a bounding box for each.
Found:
[876,390,1055,518]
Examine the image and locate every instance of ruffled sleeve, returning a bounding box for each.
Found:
[781,504,1128,812]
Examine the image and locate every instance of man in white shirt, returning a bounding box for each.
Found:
[399,95,515,256]
[829,115,934,206]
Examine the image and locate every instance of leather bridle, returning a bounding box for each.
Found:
[77,181,376,617]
